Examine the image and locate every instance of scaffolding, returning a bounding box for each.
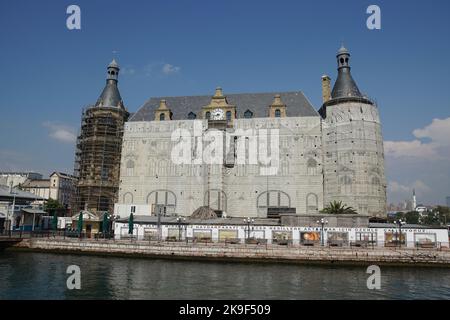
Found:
[72,105,129,216]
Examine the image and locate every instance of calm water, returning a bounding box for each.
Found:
[0,251,449,299]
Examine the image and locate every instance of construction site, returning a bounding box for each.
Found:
[72,59,129,216]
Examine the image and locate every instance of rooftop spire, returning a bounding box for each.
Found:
[330,46,363,99]
[95,59,124,108]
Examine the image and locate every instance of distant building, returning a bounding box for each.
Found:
[21,179,50,200]
[48,172,76,208]
[21,172,76,208]
[446,196,450,208]
[416,205,428,215]
[0,185,45,232]
[0,172,43,188]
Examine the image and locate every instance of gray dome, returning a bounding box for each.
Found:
[337,45,349,55]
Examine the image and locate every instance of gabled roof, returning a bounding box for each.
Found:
[130,91,318,121]
[50,172,76,180]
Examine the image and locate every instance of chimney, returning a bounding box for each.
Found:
[321,75,331,103]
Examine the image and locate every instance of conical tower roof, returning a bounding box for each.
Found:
[331,46,363,99]
[95,59,124,109]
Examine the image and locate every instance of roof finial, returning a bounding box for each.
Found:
[214,87,223,98]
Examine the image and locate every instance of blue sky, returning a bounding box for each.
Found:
[0,0,449,205]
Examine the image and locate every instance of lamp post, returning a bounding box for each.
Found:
[7,190,17,236]
[393,219,406,247]
[316,218,328,246]
[243,217,254,241]
[176,216,186,241]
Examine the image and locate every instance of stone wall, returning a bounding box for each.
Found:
[322,101,386,216]
[13,239,450,267]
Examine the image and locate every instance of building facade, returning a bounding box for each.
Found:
[114,47,387,218]
[20,172,76,208]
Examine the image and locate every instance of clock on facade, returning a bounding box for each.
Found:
[211,108,225,120]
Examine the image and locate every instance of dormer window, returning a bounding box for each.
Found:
[244,109,253,119]
[226,111,232,121]
[275,109,281,118]
[160,113,165,121]
[205,111,211,119]
[188,112,196,120]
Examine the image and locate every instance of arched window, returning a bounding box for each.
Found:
[257,190,291,209]
[306,158,317,175]
[226,111,232,121]
[205,111,211,119]
[188,112,196,119]
[160,113,165,121]
[126,160,134,176]
[244,109,253,119]
[204,189,227,212]
[339,175,353,194]
[146,190,177,215]
[306,193,318,213]
[275,109,281,117]
[123,192,133,204]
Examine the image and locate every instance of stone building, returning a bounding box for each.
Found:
[114,46,386,218]
[20,172,76,208]
[73,60,129,215]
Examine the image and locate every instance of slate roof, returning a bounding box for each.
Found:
[21,179,50,188]
[331,68,363,99]
[0,185,45,200]
[95,82,123,108]
[130,91,318,121]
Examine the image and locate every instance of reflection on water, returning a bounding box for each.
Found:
[0,251,449,299]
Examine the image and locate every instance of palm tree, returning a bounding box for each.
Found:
[321,200,357,215]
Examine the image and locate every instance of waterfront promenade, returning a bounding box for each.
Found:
[10,237,450,267]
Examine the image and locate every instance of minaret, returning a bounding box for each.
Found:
[320,46,387,217]
[413,189,417,211]
[73,59,129,215]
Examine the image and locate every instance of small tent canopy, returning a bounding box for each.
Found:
[190,206,218,220]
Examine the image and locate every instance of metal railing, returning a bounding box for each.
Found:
[1,229,448,251]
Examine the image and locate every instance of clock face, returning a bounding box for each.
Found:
[211,108,225,120]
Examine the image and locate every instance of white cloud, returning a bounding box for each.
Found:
[121,66,136,75]
[388,180,431,196]
[384,140,439,159]
[43,122,76,144]
[413,117,450,146]
[384,117,450,159]
[143,62,181,77]
[162,63,180,75]
[385,117,450,205]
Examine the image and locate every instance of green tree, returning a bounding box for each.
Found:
[404,211,420,224]
[434,206,450,226]
[44,198,64,212]
[421,212,440,226]
[321,201,357,215]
